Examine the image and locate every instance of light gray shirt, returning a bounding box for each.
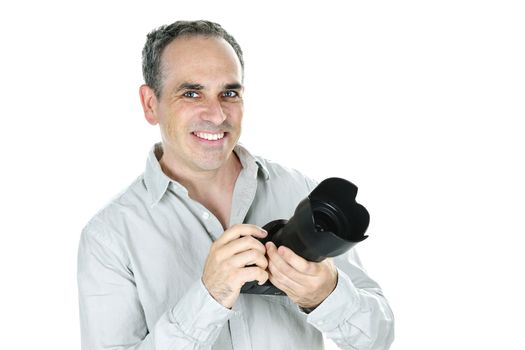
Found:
[78,143,394,350]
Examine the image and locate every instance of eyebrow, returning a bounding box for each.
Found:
[174,82,244,93]
[175,83,204,92]
[224,83,243,90]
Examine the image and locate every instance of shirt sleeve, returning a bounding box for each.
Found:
[304,249,395,350]
[77,223,235,350]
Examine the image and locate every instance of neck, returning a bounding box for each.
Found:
[159,148,242,202]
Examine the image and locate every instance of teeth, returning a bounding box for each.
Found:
[194,132,225,141]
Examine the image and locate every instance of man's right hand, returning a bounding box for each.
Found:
[202,224,269,309]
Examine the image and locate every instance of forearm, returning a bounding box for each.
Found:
[79,228,233,350]
[80,274,234,350]
[153,279,235,349]
[306,269,395,350]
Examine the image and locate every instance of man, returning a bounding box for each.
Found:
[78,20,394,349]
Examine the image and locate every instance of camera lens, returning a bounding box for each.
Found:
[311,201,346,236]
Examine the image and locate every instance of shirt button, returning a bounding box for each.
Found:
[202,212,210,220]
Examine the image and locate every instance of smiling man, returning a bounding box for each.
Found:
[78,20,394,350]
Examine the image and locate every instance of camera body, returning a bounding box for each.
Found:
[241,177,369,295]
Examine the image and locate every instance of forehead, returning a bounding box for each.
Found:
[160,35,242,85]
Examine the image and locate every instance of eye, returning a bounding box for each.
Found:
[183,91,199,98]
[223,90,239,98]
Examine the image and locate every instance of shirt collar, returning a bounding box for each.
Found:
[143,142,270,207]
[143,143,172,207]
[234,143,270,181]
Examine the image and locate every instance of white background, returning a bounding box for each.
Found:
[1,1,524,349]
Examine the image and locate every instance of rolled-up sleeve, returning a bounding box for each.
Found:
[305,250,395,350]
[78,224,235,350]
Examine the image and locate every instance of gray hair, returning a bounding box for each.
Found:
[142,20,244,98]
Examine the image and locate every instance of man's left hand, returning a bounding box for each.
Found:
[265,241,338,309]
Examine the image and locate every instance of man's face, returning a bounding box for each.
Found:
[145,35,244,173]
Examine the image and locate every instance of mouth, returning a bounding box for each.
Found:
[192,131,226,142]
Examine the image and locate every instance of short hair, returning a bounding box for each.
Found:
[142,20,244,98]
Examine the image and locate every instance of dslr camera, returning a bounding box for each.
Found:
[241,177,369,295]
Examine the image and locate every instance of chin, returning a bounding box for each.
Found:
[193,156,228,171]
[189,145,236,171]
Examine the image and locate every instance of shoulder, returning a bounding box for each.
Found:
[254,155,318,193]
[80,175,149,251]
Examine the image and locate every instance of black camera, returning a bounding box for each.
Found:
[241,177,369,295]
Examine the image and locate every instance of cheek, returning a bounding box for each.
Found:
[224,104,244,124]
[161,109,188,138]
[165,118,178,136]
[159,117,186,144]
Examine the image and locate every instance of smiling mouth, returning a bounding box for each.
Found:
[192,131,226,141]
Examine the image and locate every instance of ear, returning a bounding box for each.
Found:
[139,84,159,125]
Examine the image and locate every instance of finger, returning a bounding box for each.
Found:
[209,236,266,268]
[237,266,269,286]
[226,235,266,256]
[276,245,316,275]
[267,258,303,292]
[229,249,268,269]
[215,224,267,247]
[266,242,304,286]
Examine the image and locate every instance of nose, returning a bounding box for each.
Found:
[200,97,227,125]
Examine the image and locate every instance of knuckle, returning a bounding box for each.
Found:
[310,279,321,291]
[259,256,269,269]
[223,257,235,270]
[242,266,259,282]
[251,237,264,248]
[250,249,263,263]
[242,235,255,245]
[248,224,262,232]
[259,271,269,283]
[248,239,264,254]
[230,223,242,231]
[305,262,316,275]
[236,236,249,248]
[213,249,226,262]
[245,252,257,266]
